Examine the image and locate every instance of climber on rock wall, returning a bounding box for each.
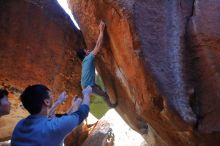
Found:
[77,21,118,108]
[0,89,10,117]
[11,84,92,146]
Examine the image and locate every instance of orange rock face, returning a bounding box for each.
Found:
[64,123,90,146]
[67,0,220,145]
[0,0,84,140]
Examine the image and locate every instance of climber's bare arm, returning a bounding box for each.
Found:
[93,21,105,56]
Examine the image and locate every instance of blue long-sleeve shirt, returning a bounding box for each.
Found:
[11,104,89,146]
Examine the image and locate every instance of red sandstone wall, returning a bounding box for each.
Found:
[67,0,220,145]
[0,0,84,140]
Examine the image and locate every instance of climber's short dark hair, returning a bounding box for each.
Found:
[20,84,50,115]
[76,48,86,61]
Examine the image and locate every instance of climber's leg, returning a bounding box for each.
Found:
[92,84,118,108]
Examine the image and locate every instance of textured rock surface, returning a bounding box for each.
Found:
[83,109,147,146]
[64,123,90,146]
[188,0,220,134]
[0,0,84,141]
[67,0,220,145]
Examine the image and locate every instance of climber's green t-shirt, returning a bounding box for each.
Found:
[81,52,95,88]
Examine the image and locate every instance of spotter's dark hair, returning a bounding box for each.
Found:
[20,84,50,115]
[0,89,8,101]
